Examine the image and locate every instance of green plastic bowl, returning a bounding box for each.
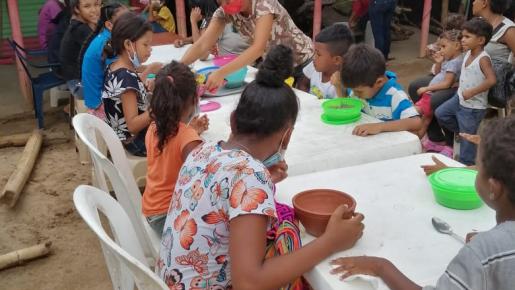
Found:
[428,168,483,210]
[322,98,363,122]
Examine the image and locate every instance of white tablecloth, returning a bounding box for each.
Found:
[146,45,422,176]
[274,153,495,290]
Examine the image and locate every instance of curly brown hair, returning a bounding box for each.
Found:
[480,116,515,203]
[149,61,197,152]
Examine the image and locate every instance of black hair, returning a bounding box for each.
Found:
[489,0,511,14]
[315,23,354,57]
[103,12,152,58]
[234,45,299,136]
[340,44,385,88]
[462,17,493,45]
[69,0,80,15]
[480,116,515,203]
[150,61,197,152]
[445,13,465,30]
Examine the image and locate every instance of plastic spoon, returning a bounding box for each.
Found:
[431,217,465,244]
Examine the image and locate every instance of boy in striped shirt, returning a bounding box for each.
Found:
[340,44,422,136]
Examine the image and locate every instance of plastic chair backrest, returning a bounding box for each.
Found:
[8,39,34,80]
[72,113,159,259]
[73,185,168,290]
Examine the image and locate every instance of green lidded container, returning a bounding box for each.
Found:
[428,168,483,210]
[321,98,363,125]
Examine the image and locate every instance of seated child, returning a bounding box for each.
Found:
[435,17,496,165]
[102,12,160,156]
[143,61,209,234]
[299,23,354,99]
[340,44,422,136]
[330,115,515,290]
[148,0,176,33]
[415,29,463,138]
[82,2,128,119]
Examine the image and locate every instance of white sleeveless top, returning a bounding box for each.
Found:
[485,17,515,62]
[458,50,491,109]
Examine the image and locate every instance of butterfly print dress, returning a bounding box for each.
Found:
[157,142,277,290]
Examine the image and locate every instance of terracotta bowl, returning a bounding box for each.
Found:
[292,189,356,237]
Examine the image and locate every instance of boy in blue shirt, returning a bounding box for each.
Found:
[340,44,422,136]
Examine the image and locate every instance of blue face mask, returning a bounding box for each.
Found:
[262,129,289,168]
[129,42,141,68]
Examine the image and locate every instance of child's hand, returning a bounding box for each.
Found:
[174,39,185,47]
[417,86,429,96]
[421,155,448,176]
[145,78,156,92]
[190,114,209,134]
[462,89,474,100]
[190,7,202,23]
[331,71,342,88]
[459,133,480,145]
[268,160,288,184]
[321,205,364,253]
[330,256,386,280]
[205,69,225,91]
[352,123,383,136]
[432,51,444,64]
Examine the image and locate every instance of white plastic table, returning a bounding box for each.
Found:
[274,153,495,290]
[145,45,422,176]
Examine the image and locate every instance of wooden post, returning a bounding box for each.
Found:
[420,0,432,58]
[441,0,449,28]
[6,0,31,106]
[0,130,43,207]
[175,0,187,37]
[0,242,52,270]
[313,0,322,39]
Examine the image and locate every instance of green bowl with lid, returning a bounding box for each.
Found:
[321,98,363,123]
[428,168,483,210]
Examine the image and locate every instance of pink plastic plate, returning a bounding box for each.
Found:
[200,101,221,112]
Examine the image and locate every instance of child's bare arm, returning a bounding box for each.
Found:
[418,72,456,95]
[462,56,496,100]
[353,117,422,136]
[330,257,422,290]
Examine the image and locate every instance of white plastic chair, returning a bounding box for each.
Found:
[73,185,168,290]
[72,113,160,262]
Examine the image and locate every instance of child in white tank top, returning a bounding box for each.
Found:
[434,17,497,165]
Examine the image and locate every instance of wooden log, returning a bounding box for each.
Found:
[0,130,43,207]
[441,0,449,28]
[0,131,69,148]
[0,242,52,270]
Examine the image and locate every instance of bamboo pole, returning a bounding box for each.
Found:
[313,0,322,39]
[0,132,69,148]
[441,0,449,28]
[0,242,52,270]
[420,0,432,57]
[0,130,43,207]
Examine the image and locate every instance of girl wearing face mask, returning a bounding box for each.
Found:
[157,45,364,290]
[60,0,101,98]
[180,0,314,91]
[143,61,209,234]
[102,12,161,156]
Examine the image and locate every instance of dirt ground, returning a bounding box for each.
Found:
[0,31,431,290]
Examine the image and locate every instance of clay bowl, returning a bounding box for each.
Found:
[292,189,356,237]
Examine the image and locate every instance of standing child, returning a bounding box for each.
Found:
[435,17,496,165]
[82,1,128,119]
[148,0,176,33]
[330,115,515,290]
[59,0,100,98]
[415,29,464,139]
[340,44,422,136]
[157,45,365,289]
[299,23,354,99]
[143,61,209,234]
[102,12,161,156]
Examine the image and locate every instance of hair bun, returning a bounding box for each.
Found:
[256,45,294,88]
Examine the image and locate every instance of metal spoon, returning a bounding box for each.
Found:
[431,217,465,244]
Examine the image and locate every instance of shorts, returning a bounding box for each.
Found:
[415,92,433,117]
